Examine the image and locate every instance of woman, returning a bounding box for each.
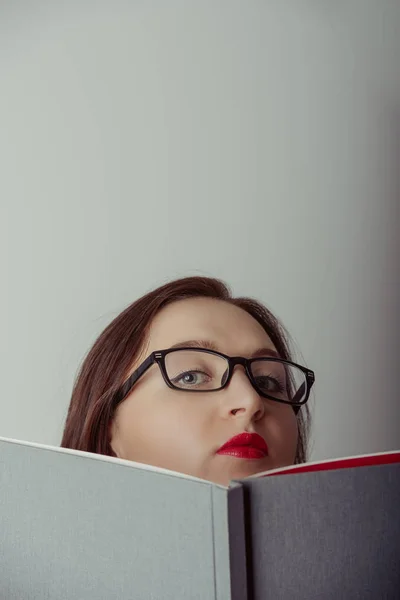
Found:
[61,276,314,486]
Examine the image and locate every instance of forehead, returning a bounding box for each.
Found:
[146,297,276,356]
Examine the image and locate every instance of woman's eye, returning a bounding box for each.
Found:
[173,370,210,387]
[255,375,285,394]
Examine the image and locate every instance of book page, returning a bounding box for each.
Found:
[243,449,400,479]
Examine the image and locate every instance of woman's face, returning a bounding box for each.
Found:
[110,297,298,486]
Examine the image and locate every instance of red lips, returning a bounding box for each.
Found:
[216,432,269,459]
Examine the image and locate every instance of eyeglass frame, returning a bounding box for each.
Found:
[113,347,315,415]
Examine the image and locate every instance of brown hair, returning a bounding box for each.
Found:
[61,276,312,463]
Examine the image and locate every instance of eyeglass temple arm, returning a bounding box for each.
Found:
[290,381,307,415]
[114,354,155,405]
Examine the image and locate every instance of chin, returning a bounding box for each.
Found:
[217,458,273,485]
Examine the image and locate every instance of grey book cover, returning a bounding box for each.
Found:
[236,459,400,600]
[0,437,239,600]
[1,437,399,600]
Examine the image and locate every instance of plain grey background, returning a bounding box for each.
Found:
[0,1,399,461]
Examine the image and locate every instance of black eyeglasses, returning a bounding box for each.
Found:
[114,347,315,414]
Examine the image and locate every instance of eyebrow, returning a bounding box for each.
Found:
[169,339,281,358]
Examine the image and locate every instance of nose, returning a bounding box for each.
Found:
[221,366,265,421]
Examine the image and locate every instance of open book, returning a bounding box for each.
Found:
[1,436,399,600]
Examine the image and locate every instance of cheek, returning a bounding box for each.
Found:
[111,388,212,459]
[265,406,299,458]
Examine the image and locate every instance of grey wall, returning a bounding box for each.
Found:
[0,1,399,460]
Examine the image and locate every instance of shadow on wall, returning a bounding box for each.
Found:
[388,104,400,446]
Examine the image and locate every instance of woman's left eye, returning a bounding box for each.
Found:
[255,375,285,394]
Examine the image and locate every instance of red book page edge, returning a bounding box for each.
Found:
[259,451,400,477]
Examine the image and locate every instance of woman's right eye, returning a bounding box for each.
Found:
[172,370,211,387]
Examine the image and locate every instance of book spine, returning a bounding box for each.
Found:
[227,484,249,600]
